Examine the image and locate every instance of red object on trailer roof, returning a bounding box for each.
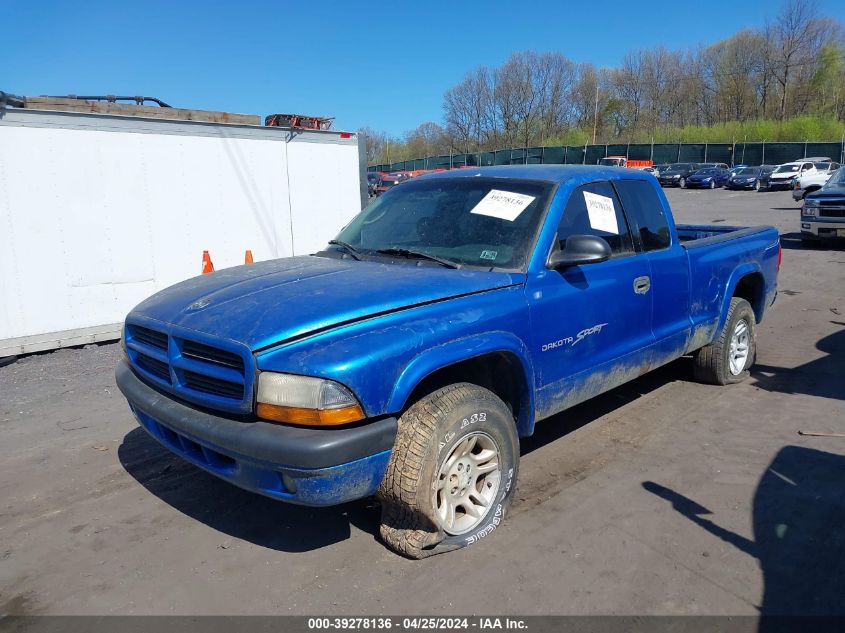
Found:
[264,113,335,130]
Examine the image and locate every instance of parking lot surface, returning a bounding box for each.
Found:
[1,187,843,616]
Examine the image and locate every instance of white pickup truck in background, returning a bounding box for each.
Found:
[791,161,841,200]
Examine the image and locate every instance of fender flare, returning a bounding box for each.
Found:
[717,263,764,330]
[387,331,536,436]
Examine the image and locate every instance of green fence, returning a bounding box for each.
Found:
[369,141,845,172]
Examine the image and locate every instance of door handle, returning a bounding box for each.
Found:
[633,276,651,295]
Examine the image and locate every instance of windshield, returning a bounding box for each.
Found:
[774,164,800,173]
[821,167,845,189]
[333,177,553,269]
[737,168,759,175]
[665,163,689,171]
[694,169,717,175]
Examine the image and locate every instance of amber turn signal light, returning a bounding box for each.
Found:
[257,403,365,427]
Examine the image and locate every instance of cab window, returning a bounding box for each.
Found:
[557,182,633,257]
[614,179,671,252]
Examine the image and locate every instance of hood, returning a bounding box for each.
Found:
[808,186,845,199]
[129,256,522,351]
[770,171,798,180]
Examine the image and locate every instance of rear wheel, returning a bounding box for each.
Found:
[377,383,519,558]
[693,297,756,385]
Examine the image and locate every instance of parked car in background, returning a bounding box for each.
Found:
[801,166,845,244]
[767,160,828,190]
[791,162,841,201]
[367,172,381,197]
[697,162,730,170]
[729,165,747,177]
[657,163,699,188]
[597,157,654,169]
[756,165,777,190]
[638,166,659,177]
[375,172,411,196]
[727,166,768,191]
[686,167,731,189]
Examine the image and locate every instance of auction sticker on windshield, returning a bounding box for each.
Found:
[583,191,619,234]
[470,189,536,222]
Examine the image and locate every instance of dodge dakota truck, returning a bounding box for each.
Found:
[116,165,780,558]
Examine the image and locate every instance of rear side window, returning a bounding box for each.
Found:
[557,182,633,257]
[614,180,671,252]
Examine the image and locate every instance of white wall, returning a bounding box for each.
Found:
[0,110,361,354]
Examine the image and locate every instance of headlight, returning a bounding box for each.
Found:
[804,199,820,208]
[256,372,365,426]
[673,174,680,179]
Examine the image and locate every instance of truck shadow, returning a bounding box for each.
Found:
[643,445,845,619]
[751,323,845,402]
[780,232,845,251]
[117,428,380,553]
[520,357,692,455]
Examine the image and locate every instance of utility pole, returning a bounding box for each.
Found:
[592,81,599,145]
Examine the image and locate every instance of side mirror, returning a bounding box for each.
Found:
[548,234,612,269]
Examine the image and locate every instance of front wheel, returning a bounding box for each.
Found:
[377,383,519,558]
[754,181,760,191]
[693,297,756,385]
[709,180,716,189]
[679,177,686,188]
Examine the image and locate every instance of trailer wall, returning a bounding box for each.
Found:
[0,109,362,355]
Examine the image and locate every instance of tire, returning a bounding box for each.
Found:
[709,180,715,189]
[679,177,686,188]
[377,383,519,559]
[801,236,819,247]
[754,181,760,191]
[693,297,756,385]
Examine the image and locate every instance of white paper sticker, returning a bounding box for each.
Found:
[470,189,536,222]
[583,191,619,234]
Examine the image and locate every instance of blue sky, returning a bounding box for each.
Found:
[3,0,844,136]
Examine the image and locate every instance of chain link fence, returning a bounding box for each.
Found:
[369,141,845,172]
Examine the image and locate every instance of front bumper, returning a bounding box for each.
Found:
[116,360,396,506]
[727,181,757,190]
[768,179,794,190]
[658,179,682,187]
[801,218,845,239]
[685,180,711,188]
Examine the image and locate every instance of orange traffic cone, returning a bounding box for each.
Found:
[244,250,254,265]
[202,250,214,274]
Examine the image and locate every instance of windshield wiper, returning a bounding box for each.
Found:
[327,240,363,261]
[375,247,460,269]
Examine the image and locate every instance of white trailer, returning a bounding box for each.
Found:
[0,106,366,356]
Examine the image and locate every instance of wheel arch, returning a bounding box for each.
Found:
[721,266,766,328]
[388,334,536,437]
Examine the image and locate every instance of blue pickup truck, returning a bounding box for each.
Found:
[116,166,780,558]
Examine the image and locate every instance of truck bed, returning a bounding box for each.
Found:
[676,224,767,244]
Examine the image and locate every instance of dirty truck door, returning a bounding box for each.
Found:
[528,181,654,419]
